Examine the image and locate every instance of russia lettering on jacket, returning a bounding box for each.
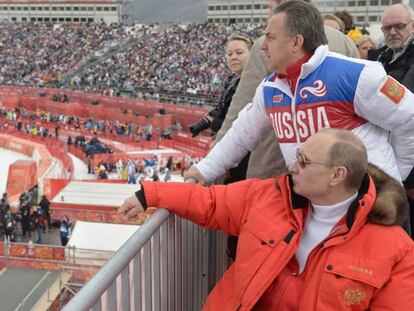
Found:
[269,106,330,142]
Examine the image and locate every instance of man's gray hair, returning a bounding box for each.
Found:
[382,3,414,23]
[272,0,328,53]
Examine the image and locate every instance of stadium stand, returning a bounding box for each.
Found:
[0,22,263,106]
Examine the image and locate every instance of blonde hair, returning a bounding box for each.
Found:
[227,34,254,50]
[324,14,345,32]
[356,35,377,49]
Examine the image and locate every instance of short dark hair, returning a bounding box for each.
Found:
[273,0,328,53]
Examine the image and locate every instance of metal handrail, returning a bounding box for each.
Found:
[62,208,171,311]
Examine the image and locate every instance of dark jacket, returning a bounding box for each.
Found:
[368,37,414,92]
[210,74,240,135]
[39,197,51,214]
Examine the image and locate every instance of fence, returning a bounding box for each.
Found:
[62,208,228,310]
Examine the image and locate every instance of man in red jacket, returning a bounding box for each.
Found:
[119,128,414,310]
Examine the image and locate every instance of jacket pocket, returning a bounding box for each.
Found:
[232,212,292,306]
[243,211,290,248]
[317,251,392,311]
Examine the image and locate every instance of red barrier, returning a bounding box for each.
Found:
[0,130,74,179]
[6,160,37,199]
[44,178,71,200]
[50,206,149,225]
[0,86,208,133]
[172,132,211,152]
[0,94,19,109]
[19,95,38,110]
[0,135,35,156]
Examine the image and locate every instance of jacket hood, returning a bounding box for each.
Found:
[366,164,407,226]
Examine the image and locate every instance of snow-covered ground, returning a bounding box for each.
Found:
[68,153,96,180]
[0,148,31,194]
[1,147,184,195]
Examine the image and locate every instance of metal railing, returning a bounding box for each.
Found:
[62,208,226,310]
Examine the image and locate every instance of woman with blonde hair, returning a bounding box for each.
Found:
[189,33,253,138]
[323,14,345,32]
[356,35,377,59]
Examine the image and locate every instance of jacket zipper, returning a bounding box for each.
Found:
[291,76,301,146]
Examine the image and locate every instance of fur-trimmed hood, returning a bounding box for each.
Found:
[287,164,408,227]
[367,164,408,226]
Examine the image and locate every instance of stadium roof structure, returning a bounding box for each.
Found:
[51,181,139,209]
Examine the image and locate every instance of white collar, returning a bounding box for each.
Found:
[311,191,358,223]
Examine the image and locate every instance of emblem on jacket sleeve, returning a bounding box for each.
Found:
[380,76,405,104]
[299,80,327,99]
[273,94,283,103]
[343,288,366,306]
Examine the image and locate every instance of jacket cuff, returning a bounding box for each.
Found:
[138,182,159,208]
[134,189,148,211]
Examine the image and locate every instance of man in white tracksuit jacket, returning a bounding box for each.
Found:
[192,1,414,184]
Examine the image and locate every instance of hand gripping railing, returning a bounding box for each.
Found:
[62,208,211,311]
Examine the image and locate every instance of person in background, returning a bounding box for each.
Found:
[186,0,414,191]
[20,196,31,238]
[32,206,44,244]
[39,194,52,232]
[60,215,72,246]
[193,33,254,185]
[369,4,414,90]
[189,34,253,139]
[201,0,359,189]
[356,35,377,59]
[369,3,414,235]
[12,215,23,242]
[1,193,9,206]
[3,206,13,242]
[323,14,345,32]
[335,10,362,41]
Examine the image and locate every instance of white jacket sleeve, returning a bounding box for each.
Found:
[196,81,273,183]
[354,62,414,180]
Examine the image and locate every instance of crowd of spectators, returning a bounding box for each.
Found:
[94,154,199,183]
[0,188,45,243]
[68,23,263,101]
[0,21,263,105]
[0,22,132,87]
[0,107,182,156]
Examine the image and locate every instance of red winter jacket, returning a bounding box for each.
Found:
[142,172,414,311]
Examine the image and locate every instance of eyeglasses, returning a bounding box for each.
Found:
[296,149,330,169]
[381,22,413,33]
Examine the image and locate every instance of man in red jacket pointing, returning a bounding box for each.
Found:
[119,128,414,310]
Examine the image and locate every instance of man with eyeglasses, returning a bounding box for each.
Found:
[369,4,414,90]
[119,128,414,310]
[185,1,414,187]
[369,3,414,234]
[206,0,359,183]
